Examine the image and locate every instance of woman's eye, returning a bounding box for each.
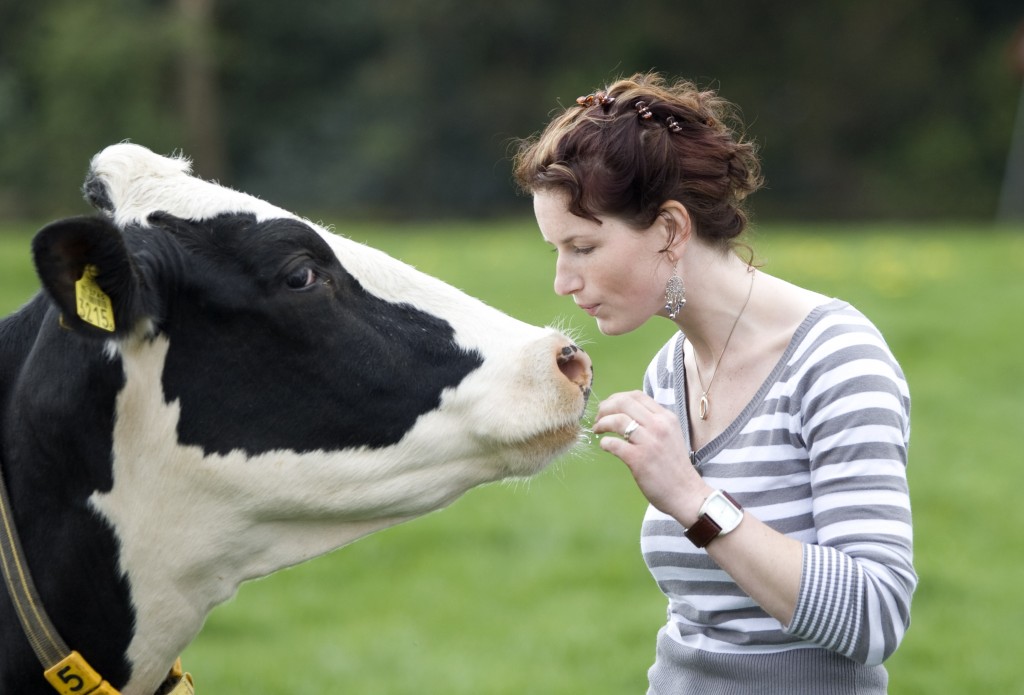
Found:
[286,267,317,290]
[548,245,594,257]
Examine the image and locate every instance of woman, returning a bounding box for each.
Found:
[514,73,916,694]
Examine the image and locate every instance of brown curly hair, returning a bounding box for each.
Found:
[514,72,763,247]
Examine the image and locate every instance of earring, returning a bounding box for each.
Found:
[664,269,686,319]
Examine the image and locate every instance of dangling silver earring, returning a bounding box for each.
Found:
[664,269,686,319]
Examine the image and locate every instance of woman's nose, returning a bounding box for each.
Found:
[553,261,582,296]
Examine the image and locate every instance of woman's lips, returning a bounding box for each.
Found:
[577,303,600,316]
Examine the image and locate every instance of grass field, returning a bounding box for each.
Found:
[2,219,1022,694]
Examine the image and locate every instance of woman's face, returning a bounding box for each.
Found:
[534,191,672,336]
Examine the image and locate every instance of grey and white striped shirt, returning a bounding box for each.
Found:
[641,300,916,694]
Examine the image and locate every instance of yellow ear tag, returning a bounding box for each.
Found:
[75,264,116,332]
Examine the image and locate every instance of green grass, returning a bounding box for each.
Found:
[2,219,1022,694]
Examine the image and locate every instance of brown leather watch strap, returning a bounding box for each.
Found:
[684,514,723,548]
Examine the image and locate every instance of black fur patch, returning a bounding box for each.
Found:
[150,213,484,454]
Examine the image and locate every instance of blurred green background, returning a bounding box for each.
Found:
[1,0,1022,222]
[3,0,1024,693]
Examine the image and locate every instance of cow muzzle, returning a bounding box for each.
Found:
[485,334,594,474]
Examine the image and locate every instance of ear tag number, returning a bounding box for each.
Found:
[75,264,116,332]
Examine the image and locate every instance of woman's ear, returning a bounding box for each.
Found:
[658,201,692,257]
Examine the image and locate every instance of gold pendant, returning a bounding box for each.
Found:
[698,394,709,420]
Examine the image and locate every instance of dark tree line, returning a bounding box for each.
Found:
[1,0,1021,221]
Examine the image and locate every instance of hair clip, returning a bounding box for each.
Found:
[576,91,616,109]
[635,100,653,120]
[665,116,683,133]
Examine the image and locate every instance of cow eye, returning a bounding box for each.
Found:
[285,267,317,290]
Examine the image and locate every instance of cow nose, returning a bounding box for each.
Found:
[556,343,593,394]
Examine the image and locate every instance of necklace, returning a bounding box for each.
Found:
[693,269,755,420]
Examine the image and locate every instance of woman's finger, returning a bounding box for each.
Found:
[593,412,638,437]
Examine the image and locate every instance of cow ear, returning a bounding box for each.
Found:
[32,215,143,337]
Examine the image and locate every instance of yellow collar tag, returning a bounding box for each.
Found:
[44,651,117,694]
[74,264,116,332]
[167,658,195,695]
[167,673,196,695]
[42,651,193,695]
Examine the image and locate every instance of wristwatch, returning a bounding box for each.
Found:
[684,490,744,548]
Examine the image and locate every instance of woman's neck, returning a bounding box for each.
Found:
[673,249,757,363]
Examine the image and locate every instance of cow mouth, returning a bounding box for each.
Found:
[512,416,588,468]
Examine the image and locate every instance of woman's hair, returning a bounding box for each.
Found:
[514,72,763,247]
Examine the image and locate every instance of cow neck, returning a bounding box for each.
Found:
[0,455,194,695]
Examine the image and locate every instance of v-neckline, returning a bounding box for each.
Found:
[673,300,842,468]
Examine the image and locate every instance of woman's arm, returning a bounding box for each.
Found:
[783,351,916,665]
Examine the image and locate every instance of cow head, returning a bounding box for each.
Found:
[6,144,591,694]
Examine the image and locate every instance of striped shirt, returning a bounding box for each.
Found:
[640,300,916,694]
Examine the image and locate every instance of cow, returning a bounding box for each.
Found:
[0,144,593,695]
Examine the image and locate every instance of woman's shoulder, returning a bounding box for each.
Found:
[785,298,909,403]
[793,298,894,360]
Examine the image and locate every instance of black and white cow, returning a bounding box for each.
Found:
[0,144,592,695]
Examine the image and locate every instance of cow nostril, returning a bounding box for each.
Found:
[556,344,592,391]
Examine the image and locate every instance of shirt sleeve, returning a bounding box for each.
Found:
[783,325,917,666]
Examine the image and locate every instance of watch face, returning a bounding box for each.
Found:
[705,493,744,530]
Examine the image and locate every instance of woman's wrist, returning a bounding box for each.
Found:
[670,482,715,528]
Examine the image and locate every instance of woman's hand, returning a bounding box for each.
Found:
[593,390,711,525]
[594,389,803,625]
